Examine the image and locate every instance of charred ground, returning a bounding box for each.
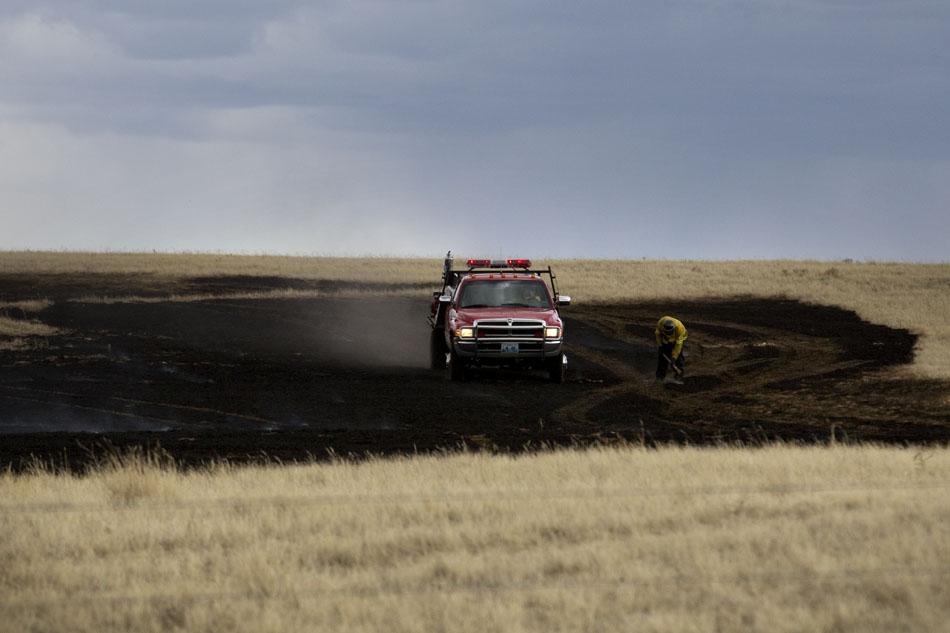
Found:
[1,274,947,471]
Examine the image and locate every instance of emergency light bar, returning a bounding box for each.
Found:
[466,258,532,269]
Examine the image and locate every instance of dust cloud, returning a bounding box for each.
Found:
[297,296,431,369]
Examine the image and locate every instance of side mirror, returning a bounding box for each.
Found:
[557,295,571,306]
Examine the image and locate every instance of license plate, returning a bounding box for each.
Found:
[501,342,519,354]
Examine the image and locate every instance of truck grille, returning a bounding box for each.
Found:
[455,318,559,362]
[474,319,545,339]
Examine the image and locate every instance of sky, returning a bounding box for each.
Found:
[1,1,948,261]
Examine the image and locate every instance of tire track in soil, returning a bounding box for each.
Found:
[559,300,945,445]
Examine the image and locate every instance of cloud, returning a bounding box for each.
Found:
[0,109,447,254]
[0,1,948,259]
[0,12,112,62]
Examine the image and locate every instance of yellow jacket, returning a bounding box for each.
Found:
[655,316,687,359]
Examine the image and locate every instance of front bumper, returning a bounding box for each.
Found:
[451,318,563,364]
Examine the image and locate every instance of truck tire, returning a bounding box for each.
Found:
[547,353,565,383]
[429,330,447,371]
[449,349,467,381]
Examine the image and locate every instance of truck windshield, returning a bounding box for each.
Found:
[457,280,552,309]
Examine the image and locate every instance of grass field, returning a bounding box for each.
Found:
[2,445,949,633]
[2,251,949,632]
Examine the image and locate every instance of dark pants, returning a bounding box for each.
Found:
[656,343,685,379]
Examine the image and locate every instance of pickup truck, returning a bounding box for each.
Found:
[428,253,571,382]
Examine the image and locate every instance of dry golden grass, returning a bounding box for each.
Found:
[0,317,58,338]
[0,250,436,282]
[2,445,949,633]
[0,299,58,350]
[2,251,948,377]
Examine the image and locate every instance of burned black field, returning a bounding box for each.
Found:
[1,274,948,471]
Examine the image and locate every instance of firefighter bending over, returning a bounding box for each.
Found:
[655,316,687,381]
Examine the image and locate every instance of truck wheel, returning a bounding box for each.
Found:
[429,330,447,371]
[547,354,565,383]
[449,350,467,381]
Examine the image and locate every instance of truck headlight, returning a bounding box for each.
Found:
[544,327,561,338]
[457,327,475,339]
